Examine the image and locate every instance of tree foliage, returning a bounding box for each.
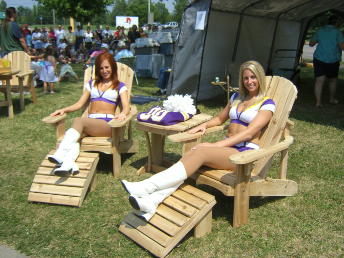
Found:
[0,0,7,12]
[36,0,114,24]
[126,0,148,24]
[173,0,190,23]
[152,1,170,24]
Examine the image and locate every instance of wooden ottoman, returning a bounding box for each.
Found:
[28,151,99,207]
[119,184,216,257]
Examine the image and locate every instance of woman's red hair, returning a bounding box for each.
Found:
[94,51,119,89]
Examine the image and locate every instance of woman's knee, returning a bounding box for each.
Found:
[187,146,209,160]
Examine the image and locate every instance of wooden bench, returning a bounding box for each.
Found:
[28,151,99,207]
[119,184,216,257]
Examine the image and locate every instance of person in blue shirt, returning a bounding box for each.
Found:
[309,15,344,107]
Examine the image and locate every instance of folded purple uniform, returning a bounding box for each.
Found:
[137,106,193,126]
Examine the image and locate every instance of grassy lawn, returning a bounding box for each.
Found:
[0,64,343,257]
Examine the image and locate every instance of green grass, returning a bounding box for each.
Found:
[0,65,344,257]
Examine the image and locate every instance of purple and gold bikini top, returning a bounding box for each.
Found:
[229,92,276,127]
[84,80,127,106]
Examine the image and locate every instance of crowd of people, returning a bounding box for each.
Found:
[0,7,163,93]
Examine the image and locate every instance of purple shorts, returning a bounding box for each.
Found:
[232,142,259,152]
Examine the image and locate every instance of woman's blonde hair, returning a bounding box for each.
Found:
[237,60,266,101]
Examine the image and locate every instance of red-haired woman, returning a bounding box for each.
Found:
[48,51,130,176]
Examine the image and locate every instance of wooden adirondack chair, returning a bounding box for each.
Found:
[0,51,37,110]
[43,62,138,177]
[168,75,298,227]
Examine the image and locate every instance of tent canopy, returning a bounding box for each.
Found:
[167,0,344,101]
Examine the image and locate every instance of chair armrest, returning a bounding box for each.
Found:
[229,135,294,165]
[16,70,34,78]
[108,105,137,128]
[168,125,226,143]
[42,114,67,124]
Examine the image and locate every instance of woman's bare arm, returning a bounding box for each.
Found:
[188,102,231,134]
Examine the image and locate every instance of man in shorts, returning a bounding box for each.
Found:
[309,15,344,107]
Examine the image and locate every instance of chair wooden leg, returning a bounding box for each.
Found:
[233,163,251,227]
[111,127,121,177]
[29,77,37,103]
[18,78,25,111]
[5,79,13,119]
[194,210,212,238]
[151,133,165,166]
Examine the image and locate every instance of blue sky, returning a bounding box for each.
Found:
[4,0,175,12]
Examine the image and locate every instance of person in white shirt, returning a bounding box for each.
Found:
[74,25,84,51]
[58,38,68,53]
[83,27,93,53]
[54,25,65,45]
[102,25,113,42]
[32,27,43,50]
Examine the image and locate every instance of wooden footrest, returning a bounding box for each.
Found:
[28,151,99,207]
[119,184,216,257]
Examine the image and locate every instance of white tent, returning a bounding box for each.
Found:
[167,0,344,101]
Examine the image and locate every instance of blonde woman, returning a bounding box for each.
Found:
[122,60,276,220]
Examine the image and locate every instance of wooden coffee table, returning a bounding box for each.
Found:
[0,69,20,118]
[136,113,212,174]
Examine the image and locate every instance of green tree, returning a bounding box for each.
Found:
[0,0,6,12]
[16,6,33,25]
[126,0,148,25]
[111,0,127,17]
[107,0,128,26]
[36,0,114,24]
[173,0,190,23]
[152,1,170,24]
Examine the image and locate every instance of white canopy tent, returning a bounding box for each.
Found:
[167,0,344,101]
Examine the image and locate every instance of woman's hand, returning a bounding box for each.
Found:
[50,109,65,117]
[115,113,127,121]
[188,123,207,134]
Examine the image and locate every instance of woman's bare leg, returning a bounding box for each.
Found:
[71,117,112,137]
[43,82,48,93]
[180,145,240,176]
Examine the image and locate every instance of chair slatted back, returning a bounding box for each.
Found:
[3,51,32,86]
[82,62,134,116]
[252,76,297,177]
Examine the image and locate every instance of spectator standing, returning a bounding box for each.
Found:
[309,15,344,107]
[127,25,140,44]
[139,27,148,38]
[21,24,31,38]
[74,25,84,51]
[95,25,103,42]
[65,26,76,50]
[26,30,33,48]
[102,25,113,42]
[48,27,56,45]
[0,7,29,56]
[41,27,48,41]
[32,27,43,51]
[55,25,65,45]
[84,26,93,53]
